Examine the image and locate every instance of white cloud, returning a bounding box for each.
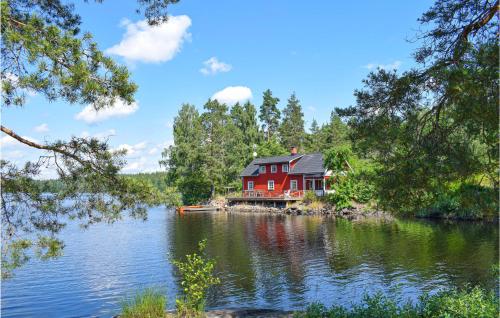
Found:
[211,86,252,105]
[75,100,139,124]
[93,129,116,139]
[200,57,232,75]
[122,160,143,172]
[119,140,171,173]
[133,141,148,151]
[0,135,18,148]
[364,60,402,70]
[113,141,148,156]
[122,156,162,173]
[307,106,316,112]
[106,16,192,63]
[80,129,117,140]
[33,123,49,133]
[0,135,38,148]
[3,150,25,160]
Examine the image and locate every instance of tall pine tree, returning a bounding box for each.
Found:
[230,101,261,165]
[324,112,350,148]
[201,99,230,198]
[259,89,281,141]
[305,119,321,152]
[279,92,305,151]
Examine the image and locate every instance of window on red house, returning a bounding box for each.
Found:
[268,180,274,190]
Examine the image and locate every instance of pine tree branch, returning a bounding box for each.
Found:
[1,125,96,171]
[453,0,499,62]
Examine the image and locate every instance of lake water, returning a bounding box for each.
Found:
[1,208,498,317]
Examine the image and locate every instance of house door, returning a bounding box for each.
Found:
[305,179,314,190]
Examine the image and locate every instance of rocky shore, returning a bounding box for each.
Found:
[117,309,293,318]
[207,196,393,221]
[226,204,391,220]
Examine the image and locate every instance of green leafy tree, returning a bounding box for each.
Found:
[1,0,178,276]
[256,137,288,157]
[304,114,350,153]
[336,0,498,215]
[227,102,260,189]
[161,104,211,205]
[201,99,231,198]
[279,92,305,151]
[323,113,350,149]
[231,101,261,148]
[259,89,281,141]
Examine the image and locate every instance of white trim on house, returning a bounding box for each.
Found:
[259,165,266,174]
[290,179,298,191]
[267,180,275,191]
[247,181,254,190]
[271,164,277,173]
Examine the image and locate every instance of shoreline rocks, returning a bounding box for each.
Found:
[225,202,393,221]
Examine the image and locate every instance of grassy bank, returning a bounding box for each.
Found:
[295,287,498,318]
[120,286,498,317]
[120,289,166,318]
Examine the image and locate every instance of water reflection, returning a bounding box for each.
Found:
[1,210,498,317]
[169,213,498,309]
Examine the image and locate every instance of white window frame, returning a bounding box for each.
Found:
[271,164,277,173]
[267,180,275,191]
[259,165,266,174]
[290,179,298,191]
[247,181,254,191]
[282,164,289,173]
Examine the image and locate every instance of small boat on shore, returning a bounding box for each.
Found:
[178,205,219,213]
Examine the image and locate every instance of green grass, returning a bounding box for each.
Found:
[294,287,498,318]
[120,288,166,318]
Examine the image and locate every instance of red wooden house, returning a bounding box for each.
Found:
[240,147,332,198]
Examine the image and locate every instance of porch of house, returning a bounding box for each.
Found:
[303,175,327,197]
[228,175,328,205]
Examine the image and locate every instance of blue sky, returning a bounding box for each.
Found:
[2,0,433,175]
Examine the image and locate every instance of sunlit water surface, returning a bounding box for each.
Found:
[2,208,498,317]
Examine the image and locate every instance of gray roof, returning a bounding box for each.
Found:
[240,160,260,177]
[289,153,325,175]
[253,154,303,164]
[240,153,325,177]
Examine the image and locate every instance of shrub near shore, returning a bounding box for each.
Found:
[295,287,498,318]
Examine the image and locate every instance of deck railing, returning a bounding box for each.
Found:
[241,190,307,198]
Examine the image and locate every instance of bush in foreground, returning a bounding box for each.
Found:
[172,239,220,317]
[120,288,166,318]
[294,287,498,318]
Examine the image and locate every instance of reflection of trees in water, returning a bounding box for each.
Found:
[169,213,498,307]
[169,213,330,307]
[323,218,498,291]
